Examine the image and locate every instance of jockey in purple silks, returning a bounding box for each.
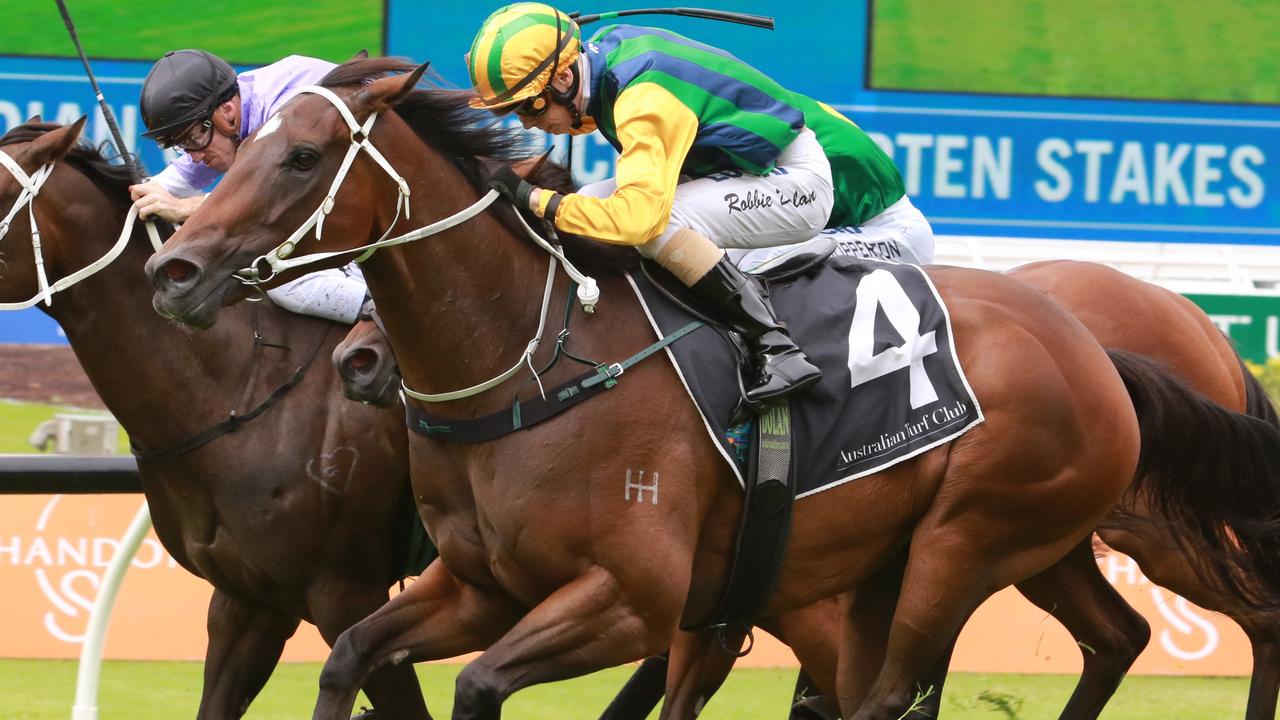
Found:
[130,50,367,323]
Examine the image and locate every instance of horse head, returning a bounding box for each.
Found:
[146,58,431,328]
[0,117,90,305]
[334,310,402,408]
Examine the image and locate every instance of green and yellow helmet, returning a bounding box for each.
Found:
[466,3,581,111]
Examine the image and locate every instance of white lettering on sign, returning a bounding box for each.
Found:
[1207,314,1253,335]
[1152,587,1219,661]
[869,131,1014,201]
[865,130,1266,211]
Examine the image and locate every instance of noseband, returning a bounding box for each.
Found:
[0,147,162,311]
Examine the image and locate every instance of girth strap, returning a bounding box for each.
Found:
[685,402,797,635]
[406,321,704,443]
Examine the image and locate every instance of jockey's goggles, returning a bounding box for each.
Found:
[496,92,551,118]
[158,118,215,152]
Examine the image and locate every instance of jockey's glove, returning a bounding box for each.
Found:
[488,166,538,212]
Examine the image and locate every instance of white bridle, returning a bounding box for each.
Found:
[0,148,163,311]
[233,84,601,403]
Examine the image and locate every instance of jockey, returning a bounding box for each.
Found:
[130,49,368,324]
[467,3,930,406]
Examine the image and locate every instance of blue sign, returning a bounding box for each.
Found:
[387,0,1279,246]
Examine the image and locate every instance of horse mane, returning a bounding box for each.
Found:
[320,57,638,273]
[0,121,135,207]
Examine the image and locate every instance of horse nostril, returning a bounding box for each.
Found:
[344,348,378,377]
[162,258,200,284]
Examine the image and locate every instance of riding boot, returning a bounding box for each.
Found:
[688,255,822,405]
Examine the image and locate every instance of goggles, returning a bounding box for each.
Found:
[495,92,551,119]
[159,119,215,152]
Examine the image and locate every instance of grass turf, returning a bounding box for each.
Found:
[871,0,1280,104]
[0,658,1253,719]
[1,0,383,65]
[0,399,125,454]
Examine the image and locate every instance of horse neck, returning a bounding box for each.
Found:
[358,147,566,412]
[37,166,302,448]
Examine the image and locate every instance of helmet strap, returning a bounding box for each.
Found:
[548,61,584,129]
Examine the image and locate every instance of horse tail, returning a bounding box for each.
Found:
[1107,349,1280,611]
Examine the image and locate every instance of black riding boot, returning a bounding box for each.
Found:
[689,256,822,405]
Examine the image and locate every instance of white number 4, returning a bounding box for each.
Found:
[846,269,939,409]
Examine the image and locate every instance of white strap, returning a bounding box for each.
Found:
[0,149,164,310]
[231,84,605,403]
[401,255,559,403]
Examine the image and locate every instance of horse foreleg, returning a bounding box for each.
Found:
[599,653,669,720]
[757,598,843,719]
[313,561,523,720]
[452,565,674,720]
[657,627,745,719]
[1013,538,1149,720]
[833,560,904,717]
[196,589,300,719]
[309,582,432,720]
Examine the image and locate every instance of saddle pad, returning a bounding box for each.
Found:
[627,256,984,497]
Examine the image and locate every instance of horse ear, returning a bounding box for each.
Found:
[364,61,430,111]
[350,49,369,61]
[26,116,88,166]
[26,114,43,124]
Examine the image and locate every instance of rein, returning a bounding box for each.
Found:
[233,84,604,404]
[130,308,333,459]
[0,141,328,460]
[0,149,163,310]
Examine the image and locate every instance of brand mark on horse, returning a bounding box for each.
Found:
[624,468,659,505]
[306,447,361,495]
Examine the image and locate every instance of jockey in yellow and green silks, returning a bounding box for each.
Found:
[467,3,931,407]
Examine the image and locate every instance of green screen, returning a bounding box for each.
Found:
[871,0,1280,104]
[1,0,384,66]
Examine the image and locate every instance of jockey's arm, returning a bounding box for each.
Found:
[535,83,698,245]
[129,157,219,223]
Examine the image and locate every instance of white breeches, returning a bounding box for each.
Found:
[578,128,835,257]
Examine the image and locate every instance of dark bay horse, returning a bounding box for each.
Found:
[0,119,429,718]
[143,58,1279,719]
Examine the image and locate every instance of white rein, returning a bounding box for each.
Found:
[0,148,163,311]
[233,85,602,403]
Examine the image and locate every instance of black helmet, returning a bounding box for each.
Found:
[140,49,238,142]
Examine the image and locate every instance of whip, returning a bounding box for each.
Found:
[53,0,146,184]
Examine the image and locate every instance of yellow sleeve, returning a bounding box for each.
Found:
[545,82,699,246]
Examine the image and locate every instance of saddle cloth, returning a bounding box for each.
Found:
[627,256,983,497]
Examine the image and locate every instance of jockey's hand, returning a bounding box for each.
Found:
[128,181,204,223]
[488,166,539,212]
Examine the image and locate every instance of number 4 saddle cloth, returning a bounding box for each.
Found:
[626,256,984,498]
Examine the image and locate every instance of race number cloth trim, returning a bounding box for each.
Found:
[627,256,984,498]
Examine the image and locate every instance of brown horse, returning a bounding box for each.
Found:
[142,58,1277,719]
[332,260,1280,720]
[0,119,431,718]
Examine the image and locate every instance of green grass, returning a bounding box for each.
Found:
[0,659,1253,719]
[872,0,1280,104]
[0,399,126,454]
[2,0,383,65]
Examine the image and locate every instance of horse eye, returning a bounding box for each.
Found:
[288,149,318,171]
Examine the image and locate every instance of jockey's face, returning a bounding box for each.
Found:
[517,98,574,134]
[185,98,240,173]
[514,66,579,135]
